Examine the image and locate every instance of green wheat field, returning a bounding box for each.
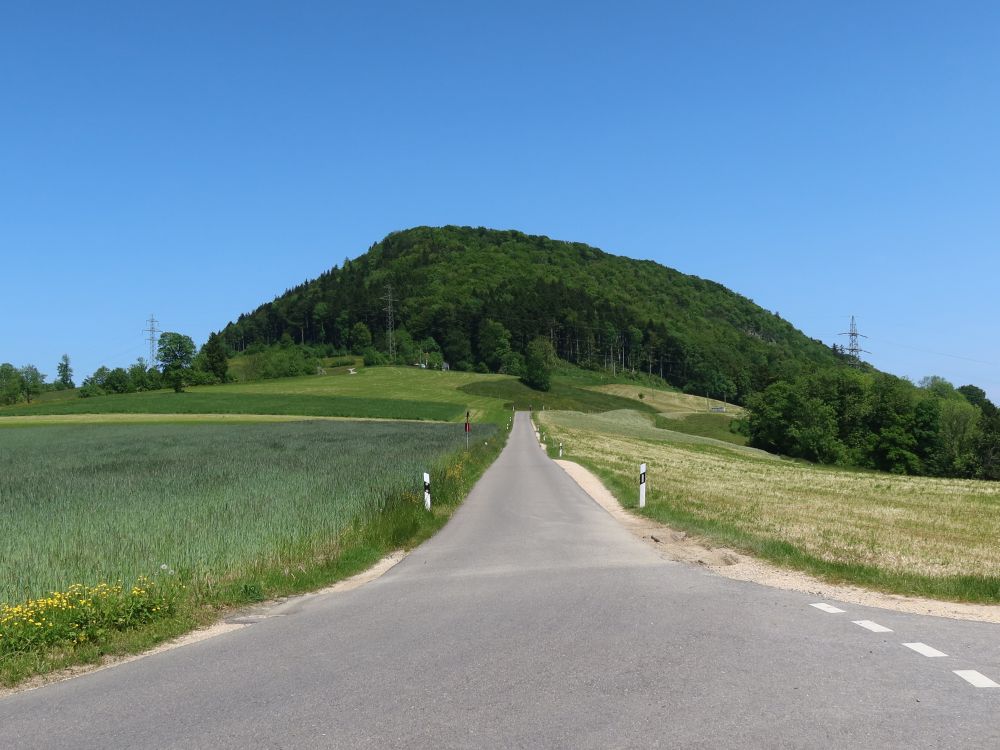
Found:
[0,420,473,602]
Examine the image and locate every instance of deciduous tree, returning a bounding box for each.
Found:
[0,363,22,405]
[157,332,196,393]
[18,365,45,403]
[522,337,555,391]
[56,354,74,389]
[349,322,372,354]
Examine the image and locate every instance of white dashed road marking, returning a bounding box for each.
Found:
[953,670,1000,688]
[903,642,948,658]
[852,620,893,633]
[806,604,993,689]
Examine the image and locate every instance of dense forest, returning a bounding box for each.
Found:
[742,371,1000,480]
[219,225,842,401]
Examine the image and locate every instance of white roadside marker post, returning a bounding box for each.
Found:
[559,442,563,458]
[423,472,431,511]
[639,463,647,508]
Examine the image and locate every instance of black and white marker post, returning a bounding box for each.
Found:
[464,410,471,451]
[423,472,431,511]
[639,463,647,509]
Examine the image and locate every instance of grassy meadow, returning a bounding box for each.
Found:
[539,408,1000,603]
[0,366,671,426]
[587,383,747,445]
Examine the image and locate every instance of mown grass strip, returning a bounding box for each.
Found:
[460,377,659,414]
[652,413,747,445]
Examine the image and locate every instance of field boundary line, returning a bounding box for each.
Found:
[552,458,1000,625]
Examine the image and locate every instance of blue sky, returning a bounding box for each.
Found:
[3,2,998,398]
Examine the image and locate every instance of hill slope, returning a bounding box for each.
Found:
[220,226,843,400]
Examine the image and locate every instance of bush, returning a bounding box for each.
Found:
[363,348,388,366]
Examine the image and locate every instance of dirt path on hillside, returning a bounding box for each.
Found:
[555,459,1000,625]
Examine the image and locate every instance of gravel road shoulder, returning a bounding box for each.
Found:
[555,458,1000,625]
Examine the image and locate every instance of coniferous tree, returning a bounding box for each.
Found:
[201,333,229,382]
[18,365,45,403]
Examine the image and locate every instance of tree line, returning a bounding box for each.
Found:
[76,332,229,395]
[0,355,74,405]
[741,369,1000,479]
[1,333,231,404]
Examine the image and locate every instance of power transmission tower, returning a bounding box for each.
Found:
[143,314,161,364]
[839,315,869,366]
[382,285,396,362]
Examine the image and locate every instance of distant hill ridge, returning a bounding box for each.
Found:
[220,225,843,401]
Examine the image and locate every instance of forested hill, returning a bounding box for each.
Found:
[220,226,842,401]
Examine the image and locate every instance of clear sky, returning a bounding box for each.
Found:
[3,2,998,398]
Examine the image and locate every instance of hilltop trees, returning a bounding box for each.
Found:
[216,226,842,397]
[157,332,196,393]
[0,363,21,405]
[18,365,45,403]
[0,363,46,404]
[56,354,74,390]
[78,358,161,397]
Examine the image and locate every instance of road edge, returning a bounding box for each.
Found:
[554,458,1000,625]
[0,550,408,700]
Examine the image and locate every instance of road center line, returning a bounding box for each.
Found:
[810,602,845,613]
[954,670,1000,688]
[903,642,947,658]
[852,620,893,633]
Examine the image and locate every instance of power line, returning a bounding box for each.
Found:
[382,285,395,362]
[839,315,870,366]
[867,337,997,367]
[143,314,161,364]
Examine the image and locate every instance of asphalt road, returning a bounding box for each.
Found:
[3,412,998,748]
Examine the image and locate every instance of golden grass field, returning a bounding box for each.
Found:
[587,383,743,419]
[539,409,1000,593]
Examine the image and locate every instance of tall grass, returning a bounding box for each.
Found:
[0,421,487,602]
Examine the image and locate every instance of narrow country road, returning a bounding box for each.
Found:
[3,412,998,748]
